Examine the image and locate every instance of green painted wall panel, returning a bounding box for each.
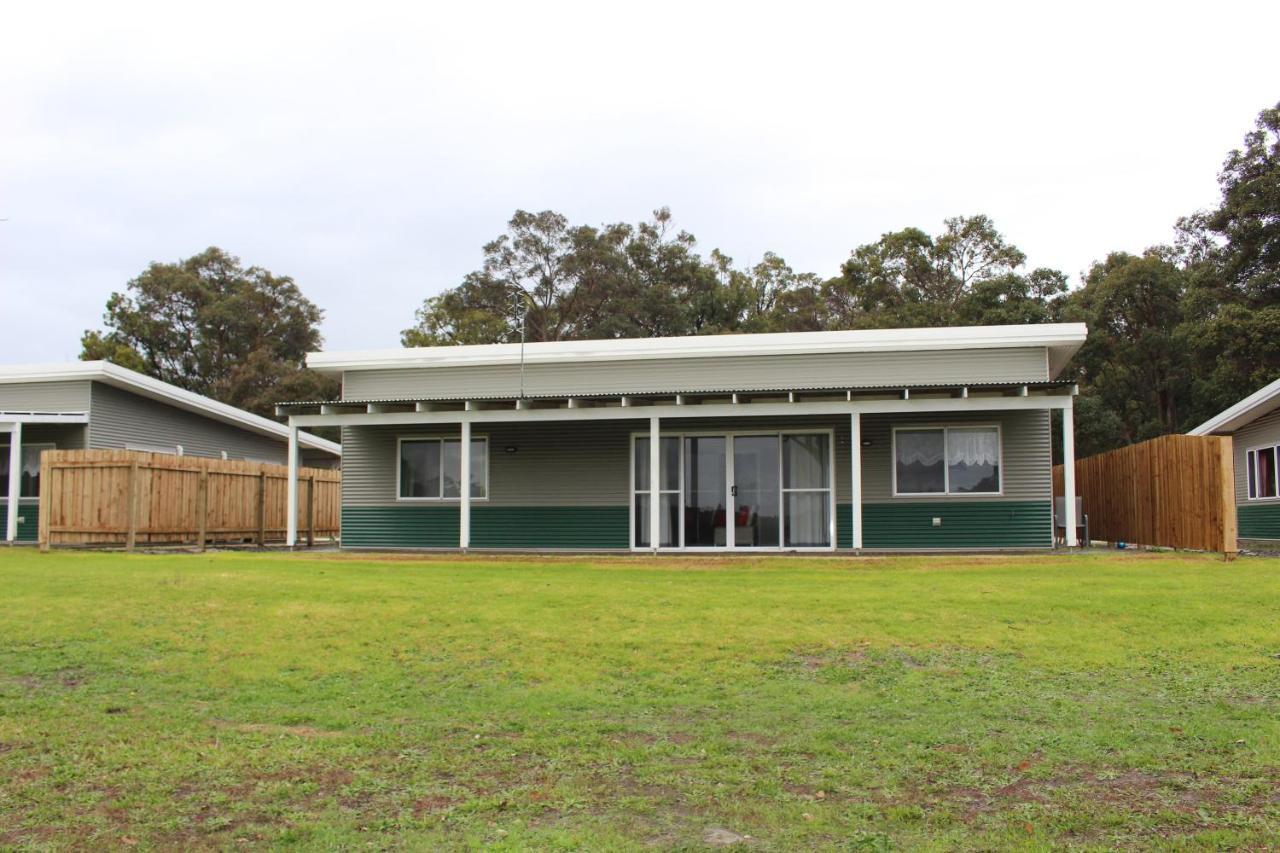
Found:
[341,502,1049,551]
[0,501,39,542]
[471,506,629,549]
[340,505,630,549]
[1238,503,1280,540]
[862,500,1052,549]
[341,505,459,548]
[837,502,853,549]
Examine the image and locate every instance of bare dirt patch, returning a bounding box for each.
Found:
[909,765,1280,825]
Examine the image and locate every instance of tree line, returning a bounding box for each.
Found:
[82,101,1279,458]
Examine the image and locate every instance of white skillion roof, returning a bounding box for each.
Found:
[1188,376,1280,436]
[0,361,340,456]
[310,323,1089,378]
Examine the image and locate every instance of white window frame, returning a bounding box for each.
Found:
[2,442,56,502]
[631,435,681,548]
[627,428,836,553]
[892,424,1004,497]
[396,435,490,502]
[780,433,835,549]
[1245,443,1280,501]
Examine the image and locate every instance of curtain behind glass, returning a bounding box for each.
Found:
[946,428,999,493]
[896,429,945,493]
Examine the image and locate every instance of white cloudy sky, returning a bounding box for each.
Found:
[2,1,1277,361]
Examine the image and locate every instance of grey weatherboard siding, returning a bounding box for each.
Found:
[87,382,293,462]
[340,346,1051,400]
[339,409,1052,550]
[0,380,92,413]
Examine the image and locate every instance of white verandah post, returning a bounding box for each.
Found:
[649,415,660,552]
[5,421,21,543]
[1062,396,1078,547]
[459,419,471,550]
[286,422,299,547]
[850,412,863,550]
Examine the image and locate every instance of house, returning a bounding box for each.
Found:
[1189,377,1280,546]
[277,323,1087,552]
[1,361,340,543]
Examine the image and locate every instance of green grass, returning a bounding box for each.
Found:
[1,549,1278,850]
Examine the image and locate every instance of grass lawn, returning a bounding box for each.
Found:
[1,549,1278,850]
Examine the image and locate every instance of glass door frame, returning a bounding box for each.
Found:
[629,428,837,552]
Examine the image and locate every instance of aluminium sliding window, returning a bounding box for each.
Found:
[398,437,488,500]
[894,426,1001,496]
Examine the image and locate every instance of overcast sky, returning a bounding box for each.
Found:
[2,1,1277,361]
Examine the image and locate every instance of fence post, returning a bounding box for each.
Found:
[196,469,209,552]
[1218,436,1238,558]
[38,451,50,552]
[126,460,139,552]
[306,475,315,548]
[256,470,267,546]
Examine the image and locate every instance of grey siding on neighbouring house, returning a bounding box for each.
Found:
[301,448,341,469]
[341,409,1051,508]
[0,380,92,413]
[1230,406,1280,505]
[340,347,1051,401]
[87,382,291,462]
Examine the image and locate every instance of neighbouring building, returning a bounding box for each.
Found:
[1189,377,1280,547]
[277,323,1086,552]
[1,361,340,543]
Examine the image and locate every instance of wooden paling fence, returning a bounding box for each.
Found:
[1053,434,1237,555]
[38,449,340,550]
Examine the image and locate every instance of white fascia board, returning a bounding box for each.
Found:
[0,361,340,456]
[306,323,1089,375]
[1188,376,1280,436]
[287,391,1075,428]
[0,412,90,426]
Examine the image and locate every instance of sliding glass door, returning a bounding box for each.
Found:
[684,436,727,547]
[732,435,780,548]
[633,430,832,551]
[782,434,831,547]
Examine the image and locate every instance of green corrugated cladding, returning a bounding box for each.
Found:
[0,501,39,542]
[341,505,460,548]
[1238,503,1280,540]
[342,502,1047,551]
[471,506,629,549]
[838,501,1051,549]
[340,505,630,549]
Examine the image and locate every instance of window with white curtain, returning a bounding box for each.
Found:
[895,426,1000,495]
[0,443,55,499]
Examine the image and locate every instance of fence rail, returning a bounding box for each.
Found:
[1053,434,1236,555]
[37,449,340,550]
